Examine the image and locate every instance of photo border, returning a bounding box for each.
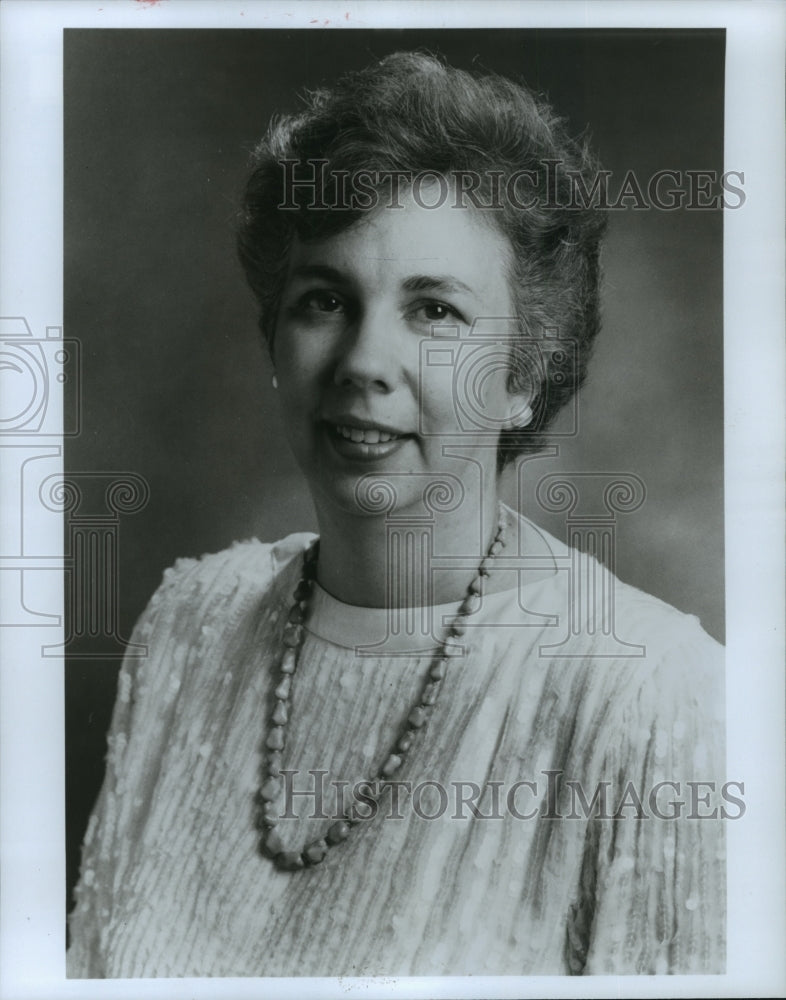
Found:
[1,1,784,998]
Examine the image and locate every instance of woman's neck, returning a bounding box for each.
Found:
[313,493,504,609]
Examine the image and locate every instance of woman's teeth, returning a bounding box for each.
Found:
[335,425,399,444]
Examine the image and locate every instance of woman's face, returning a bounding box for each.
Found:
[272,187,532,519]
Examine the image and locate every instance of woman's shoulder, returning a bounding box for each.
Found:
[504,518,725,782]
[130,532,317,650]
[121,530,317,699]
[511,508,721,650]
[151,531,316,602]
[612,574,721,653]
[607,580,723,719]
[505,509,723,723]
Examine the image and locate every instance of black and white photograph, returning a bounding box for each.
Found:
[0,2,784,998]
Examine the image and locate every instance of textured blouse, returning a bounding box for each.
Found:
[67,510,726,977]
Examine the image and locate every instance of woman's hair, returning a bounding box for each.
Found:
[237,51,607,467]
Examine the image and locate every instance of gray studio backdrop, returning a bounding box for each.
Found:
[65,28,725,906]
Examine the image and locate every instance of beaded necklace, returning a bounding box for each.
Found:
[256,509,506,871]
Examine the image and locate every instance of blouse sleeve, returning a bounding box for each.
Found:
[579,619,727,975]
[65,535,309,977]
[66,557,199,978]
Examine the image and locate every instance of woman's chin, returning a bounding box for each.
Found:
[304,429,421,518]
[309,478,400,518]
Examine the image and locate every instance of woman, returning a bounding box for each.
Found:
[67,52,725,977]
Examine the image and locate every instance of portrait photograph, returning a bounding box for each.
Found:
[0,2,784,999]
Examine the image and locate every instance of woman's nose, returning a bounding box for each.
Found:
[333,307,398,392]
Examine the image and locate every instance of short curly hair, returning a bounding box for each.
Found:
[237,51,607,468]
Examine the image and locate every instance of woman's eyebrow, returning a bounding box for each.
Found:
[287,266,479,301]
[401,274,477,298]
[287,264,349,284]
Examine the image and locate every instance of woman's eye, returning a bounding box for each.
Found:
[417,302,461,323]
[302,291,346,314]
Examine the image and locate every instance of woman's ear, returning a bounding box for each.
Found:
[505,394,534,430]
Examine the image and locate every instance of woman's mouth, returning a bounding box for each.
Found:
[334,424,400,444]
[324,422,411,460]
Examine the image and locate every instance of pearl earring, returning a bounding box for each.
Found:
[271,374,279,390]
[506,404,532,430]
